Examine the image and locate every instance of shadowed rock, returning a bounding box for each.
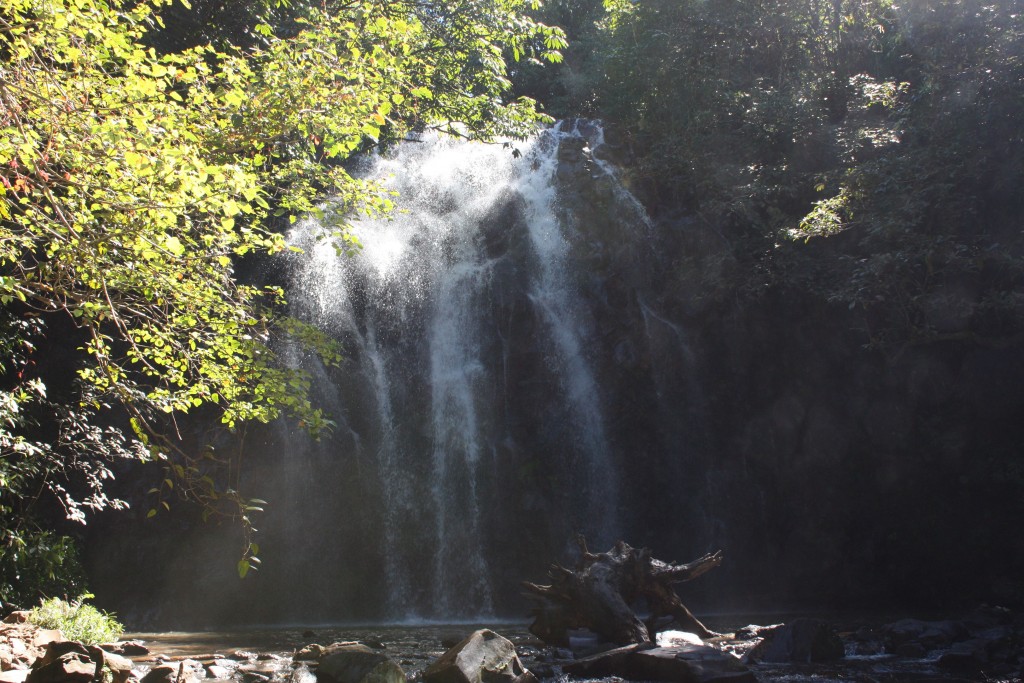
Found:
[316,644,404,683]
[423,630,536,683]
[745,619,844,663]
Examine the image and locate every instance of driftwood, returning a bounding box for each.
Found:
[522,536,722,646]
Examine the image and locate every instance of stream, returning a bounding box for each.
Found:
[127,616,1017,683]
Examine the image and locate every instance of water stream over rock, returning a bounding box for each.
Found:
[273,123,646,621]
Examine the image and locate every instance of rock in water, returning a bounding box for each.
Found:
[140,663,198,683]
[881,618,969,652]
[423,630,536,683]
[316,644,404,683]
[745,619,844,663]
[563,643,755,683]
[90,647,134,683]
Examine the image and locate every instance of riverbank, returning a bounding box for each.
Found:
[5,608,1023,683]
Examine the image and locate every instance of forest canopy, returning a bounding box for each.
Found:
[0,0,565,603]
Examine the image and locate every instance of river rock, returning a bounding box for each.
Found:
[204,666,230,681]
[104,642,149,657]
[423,630,535,683]
[90,647,135,683]
[296,644,362,663]
[745,619,844,663]
[294,646,325,662]
[203,660,238,680]
[237,670,269,683]
[26,642,97,683]
[141,663,198,683]
[0,623,67,673]
[937,638,990,672]
[563,643,755,683]
[315,644,404,683]
[881,619,968,652]
[31,633,64,652]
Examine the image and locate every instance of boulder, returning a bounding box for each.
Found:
[296,644,361,663]
[203,666,230,680]
[104,642,149,657]
[563,643,756,683]
[140,663,198,683]
[25,642,97,683]
[227,653,257,663]
[0,672,30,683]
[937,639,990,672]
[316,644,404,683]
[294,646,326,662]
[745,619,844,663]
[423,630,535,683]
[30,634,64,652]
[237,671,269,683]
[2,615,29,626]
[881,619,968,652]
[0,624,67,673]
[140,665,177,683]
[237,661,284,683]
[2,644,15,671]
[91,648,135,683]
[202,661,237,681]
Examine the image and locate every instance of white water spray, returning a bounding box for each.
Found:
[285,125,636,618]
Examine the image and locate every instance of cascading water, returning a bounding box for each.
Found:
[92,120,714,628]
[281,123,639,619]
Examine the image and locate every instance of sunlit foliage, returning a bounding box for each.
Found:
[0,0,565,590]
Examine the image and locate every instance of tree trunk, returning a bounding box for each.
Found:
[522,536,722,647]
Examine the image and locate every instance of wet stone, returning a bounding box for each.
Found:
[204,665,231,680]
[745,619,844,663]
[239,672,270,683]
[424,630,536,683]
[882,619,969,651]
[104,641,150,657]
[316,644,405,683]
[140,664,194,683]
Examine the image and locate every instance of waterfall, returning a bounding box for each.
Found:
[279,124,644,619]
[84,120,723,628]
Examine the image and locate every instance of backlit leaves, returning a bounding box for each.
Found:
[0,0,562,569]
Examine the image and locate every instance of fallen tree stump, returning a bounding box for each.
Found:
[522,536,722,646]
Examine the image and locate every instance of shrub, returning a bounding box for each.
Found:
[28,595,124,645]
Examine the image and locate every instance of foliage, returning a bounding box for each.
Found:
[0,531,86,610]
[28,595,124,645]
[549,0,1024,349]
[0,0,565,578]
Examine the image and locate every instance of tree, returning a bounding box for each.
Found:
[0,0,565,594]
